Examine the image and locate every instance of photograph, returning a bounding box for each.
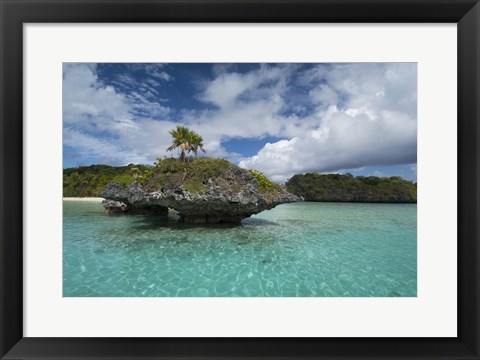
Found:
[63,62,417,297]
[3,0,479,357]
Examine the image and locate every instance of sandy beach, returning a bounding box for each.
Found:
[63,197,104,202]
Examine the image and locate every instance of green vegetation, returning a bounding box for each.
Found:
[247,169,278,193]
[166,126,206,161]
[64,161,416,204]
[65,128,287,198]
[139,157,235,193]
[63,164,150,197]
[245,169,291,204]
[63,157,287,200]
[286,173,417,203]
[63,158,256,196]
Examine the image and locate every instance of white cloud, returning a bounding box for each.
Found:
[198,65,288,109]
[115,73,138,88]
[145,64,173,81]
[239,108,416,182]
[63,63,417,180]
[238,63,417,182]
[309,84,338,108]
[63,63,135,133]
[64,128,149,165]
[63,64,173,165]
[182,65,300,144]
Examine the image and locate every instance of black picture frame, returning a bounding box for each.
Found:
[1,1,479,359]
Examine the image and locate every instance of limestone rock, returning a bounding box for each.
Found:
[102,199,128,213]
[101,161,299,223]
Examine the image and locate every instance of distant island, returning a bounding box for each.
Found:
[63,164,416,205]
[71,158,298,223]
[286,173,416,203]
[63,126,416,224]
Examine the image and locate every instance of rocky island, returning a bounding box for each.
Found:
[286,173,416,203]
[63,126,299,223]
[63,126,415,224]
[100,157,299,224]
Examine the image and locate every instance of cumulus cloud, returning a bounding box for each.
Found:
[182,65,303,144]
[63,63,417,181]
[63,63,173,165]
[64,127,149,165]
[63,63,136,133]
[238,63,417,182]
[239,106,416,182]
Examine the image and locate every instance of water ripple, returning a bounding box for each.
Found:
[63,201,417,297]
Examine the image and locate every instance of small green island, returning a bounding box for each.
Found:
[286,173,417,203]
[63,126,416,223]
[64,127,298,223]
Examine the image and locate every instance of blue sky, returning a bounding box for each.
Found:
[63,63,417,183]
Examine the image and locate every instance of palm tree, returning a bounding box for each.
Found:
[187,132,206,156]
[166,126,191,161]
[166,126,206,161]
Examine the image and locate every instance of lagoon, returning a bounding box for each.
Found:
[63,201,416,297]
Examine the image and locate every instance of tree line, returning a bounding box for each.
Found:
[286,173,417,203]
[64,127,417,203]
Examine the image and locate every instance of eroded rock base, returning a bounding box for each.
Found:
[102,199,168,215]
[101,165,299,224]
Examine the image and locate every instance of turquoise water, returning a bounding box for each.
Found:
[63,201,416,297]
